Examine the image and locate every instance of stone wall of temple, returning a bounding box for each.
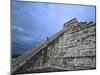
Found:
[46,22,96,70]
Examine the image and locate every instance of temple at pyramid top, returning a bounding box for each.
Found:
[63,18,78,28]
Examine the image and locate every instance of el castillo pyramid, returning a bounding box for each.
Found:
[11,18,96,74]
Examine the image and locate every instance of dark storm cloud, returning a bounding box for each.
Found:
[12,0,96,54]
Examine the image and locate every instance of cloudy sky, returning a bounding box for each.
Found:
[12,0,96,54]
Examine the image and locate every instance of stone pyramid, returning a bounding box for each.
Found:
[12,18,96,74]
